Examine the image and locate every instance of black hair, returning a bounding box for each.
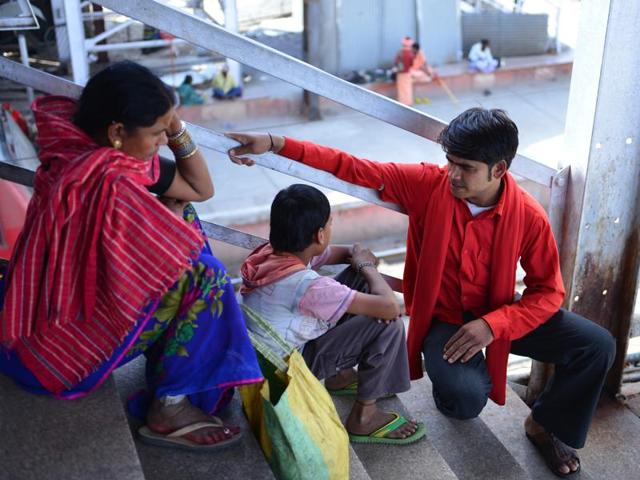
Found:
[412,42,420,50]
[438,108,519,175]
[269,184,331,252]
[73,60,175,137]
[184,74,193,84]
[481,39,490,49]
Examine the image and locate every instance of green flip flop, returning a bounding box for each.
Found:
[348,412,426,446]
[326,381,358,396]
[326,381,395,399]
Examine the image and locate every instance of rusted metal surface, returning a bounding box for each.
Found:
[525,166,570,402]
[559,0,640,393]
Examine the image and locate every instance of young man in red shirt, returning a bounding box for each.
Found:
[227,108,615,477]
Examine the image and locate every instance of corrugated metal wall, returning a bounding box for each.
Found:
[461,12,549,57]
[418,0,462,65]
[320,1,548,75]
[337,0,416,73]
[334,0,460,74]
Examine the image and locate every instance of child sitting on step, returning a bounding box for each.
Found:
[240,184,425,445]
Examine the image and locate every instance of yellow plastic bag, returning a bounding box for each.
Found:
[240,306,349,480]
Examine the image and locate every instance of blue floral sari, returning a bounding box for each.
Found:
[0,205,262,417]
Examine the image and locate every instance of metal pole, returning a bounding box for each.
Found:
[223,0,242,90]
[526,166,569,401]
[17,34,34,104]
[303,0,321,120]
[51,0,71,70]
[90,3,109,63]
[560,0,640,394]
[64,0,89,84]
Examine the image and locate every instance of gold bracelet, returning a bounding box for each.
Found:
[168,130,192,148]
[167,121,186,141]
[169,130,198,159]
[177,147,199,160]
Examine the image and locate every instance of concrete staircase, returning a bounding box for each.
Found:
[3,355,640,479]
[0,374,145,480]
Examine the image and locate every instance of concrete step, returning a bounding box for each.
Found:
[398,376,529,480]
[579,395,640,479]
[112,357,275,480]
[348,444,374,480]
[331,394,458,480]
[0,373,145,480]
[479,384,593,480]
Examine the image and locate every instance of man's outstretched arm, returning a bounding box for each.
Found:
[226,132,436,213]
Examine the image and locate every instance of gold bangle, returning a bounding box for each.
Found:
[167,121,186,141]
[177,147,199,160]
[168,130,192,148]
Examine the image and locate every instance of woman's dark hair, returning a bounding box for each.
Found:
[73,60,176,137]
[269,184,331,252]
[437,107,519,174]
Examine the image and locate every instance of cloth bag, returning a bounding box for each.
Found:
[239,305,349,480]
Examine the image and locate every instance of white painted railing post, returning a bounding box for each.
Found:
[63,0,89,85]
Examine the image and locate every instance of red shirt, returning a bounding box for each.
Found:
[279,137,564,342]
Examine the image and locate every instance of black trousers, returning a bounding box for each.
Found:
[422,309,616,448]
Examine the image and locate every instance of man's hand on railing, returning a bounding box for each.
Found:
[225,132,285,166]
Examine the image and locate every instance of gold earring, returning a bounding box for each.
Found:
[112,139,122,150]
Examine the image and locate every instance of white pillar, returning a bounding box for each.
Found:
[223,0,242,88]
[63,0,89,85]
[50,0,70,66]
[17,34,34,104]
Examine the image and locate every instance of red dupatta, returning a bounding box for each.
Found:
[406,172,524,404]
[0,96,204,393]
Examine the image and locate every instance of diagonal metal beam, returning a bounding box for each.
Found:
[0,161,34,187]
[94,0,556,187]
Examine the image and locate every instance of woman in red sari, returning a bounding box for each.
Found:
[0,61,261,451]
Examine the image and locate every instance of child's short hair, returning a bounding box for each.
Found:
[269,184,330,252]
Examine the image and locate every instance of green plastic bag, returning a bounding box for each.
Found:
[240,305,349,480]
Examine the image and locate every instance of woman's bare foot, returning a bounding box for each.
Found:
[325,368,358,391]
[346,400,418,439]
[146,397,240,446]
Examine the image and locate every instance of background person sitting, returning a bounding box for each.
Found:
[393,36,416,106]
[468,39,500,73]
[177,74,204,106]
[212,65,243,100]
[410,42,436,82]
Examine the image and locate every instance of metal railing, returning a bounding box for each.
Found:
[0,0,568,292]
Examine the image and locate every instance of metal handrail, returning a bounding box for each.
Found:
[92,0,557,188]
[0,58,402,212]
[0,158,404,292]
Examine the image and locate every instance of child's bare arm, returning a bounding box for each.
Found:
[345,245,400,321]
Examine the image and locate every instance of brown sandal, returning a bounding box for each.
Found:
[526,431,581,477]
